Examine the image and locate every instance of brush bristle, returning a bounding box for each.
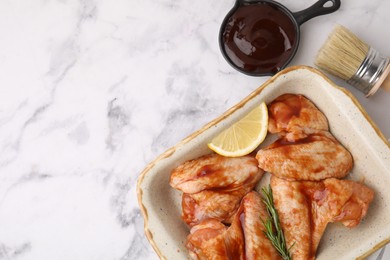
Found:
[315,24,370,80]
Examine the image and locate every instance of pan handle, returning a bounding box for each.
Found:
[236,0,277,5]
[293,0,341,25]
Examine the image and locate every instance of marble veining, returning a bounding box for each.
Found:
[0,0,389,259]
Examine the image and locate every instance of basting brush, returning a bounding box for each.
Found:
[315,24,390,97]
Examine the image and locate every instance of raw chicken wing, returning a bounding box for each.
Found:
[234,191,281,260]
[256,131,353,181]
[186,219,244,260]
[271,176,374,260]
[268,94,329,141]
[270,177,312,259]
[186,192,282,260]
[182,178,257,226]
[170,153,263,226]
[170,154,261,194]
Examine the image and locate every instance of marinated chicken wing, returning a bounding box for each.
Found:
[182,179,257,226]
[256,131,353,181]
[270,177,311,259]
[186,219,243,260]
[271,176,374,260]
[170,154,261,194]
[186,192,281,260]
[268,94,329,141]
[236,191,281,260]
[182,192,239,227]
[170,154,263,226]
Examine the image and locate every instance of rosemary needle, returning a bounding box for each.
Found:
[261,185,293,260]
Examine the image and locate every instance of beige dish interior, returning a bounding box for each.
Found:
[137,66,390,260]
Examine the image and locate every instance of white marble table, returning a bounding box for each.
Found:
[0,0,388,259]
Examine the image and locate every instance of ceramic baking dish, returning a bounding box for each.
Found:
[137,66,390,260]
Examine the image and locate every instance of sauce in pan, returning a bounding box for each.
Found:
[222,2,297,74]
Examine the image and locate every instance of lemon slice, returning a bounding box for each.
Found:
[208,102,268,157]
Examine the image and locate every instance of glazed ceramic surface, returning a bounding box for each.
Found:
[137,66,390,260]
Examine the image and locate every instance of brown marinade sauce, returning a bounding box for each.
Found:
[222,3,297,74]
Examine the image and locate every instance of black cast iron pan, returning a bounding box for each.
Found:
[219,0,341,76]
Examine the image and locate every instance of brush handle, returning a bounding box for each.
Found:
[381,70,390,92]
[368,63,390,96]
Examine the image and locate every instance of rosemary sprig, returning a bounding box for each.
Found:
[261,185,293,260]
